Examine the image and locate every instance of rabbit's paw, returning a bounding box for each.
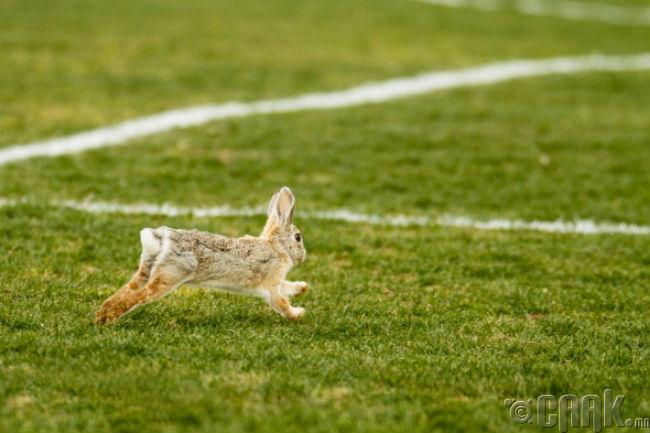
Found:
[294,281,309,297]
[95,304,121,325]
[288,306,305,321]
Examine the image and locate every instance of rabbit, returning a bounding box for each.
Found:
[95,186,308,324]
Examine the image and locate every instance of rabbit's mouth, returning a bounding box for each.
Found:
[296,251,306,265]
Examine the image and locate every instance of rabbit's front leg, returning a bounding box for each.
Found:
[280,280,308,298]
[267,287,305,321]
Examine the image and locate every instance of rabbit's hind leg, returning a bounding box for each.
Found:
[96,260,192,324]
[280,280,309,298]
[119,252,157,294]
[95,251,158,324]
[117,247,198,316]
[95,229,195,324]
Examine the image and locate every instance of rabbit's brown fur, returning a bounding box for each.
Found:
[95,187,308,324]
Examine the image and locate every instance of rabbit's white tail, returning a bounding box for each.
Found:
[140,227,164,257]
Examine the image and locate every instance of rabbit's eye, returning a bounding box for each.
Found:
[295,233,302,242]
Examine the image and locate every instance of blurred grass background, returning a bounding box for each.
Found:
[1,0,649,146]
[1,1,649,432]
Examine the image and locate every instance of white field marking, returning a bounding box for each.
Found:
[1,197,649,236]
[414,0,650,26]
[2,53,650,167]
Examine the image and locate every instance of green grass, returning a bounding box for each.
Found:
[2,206,649,433]
[1,0,650,432]
[1,72,649,222]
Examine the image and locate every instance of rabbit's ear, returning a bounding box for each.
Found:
[267,191,280,220]
[275,186,295,227]
[261,188,293,238]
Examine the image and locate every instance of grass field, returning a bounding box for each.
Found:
[1,1,650,432]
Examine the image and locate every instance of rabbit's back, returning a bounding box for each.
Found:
[160,227,289,289]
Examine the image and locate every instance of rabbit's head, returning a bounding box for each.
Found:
[261,186,306,264]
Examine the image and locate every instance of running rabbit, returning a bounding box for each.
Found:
[95,187,308,324]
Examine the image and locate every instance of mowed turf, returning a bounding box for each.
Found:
[1,72,649,223]
[2,0,650,432]
[1,206,649,433]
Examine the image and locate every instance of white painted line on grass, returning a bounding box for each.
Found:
[2,53,650,167]
[1,197,649,236]
[414,0,650,26]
